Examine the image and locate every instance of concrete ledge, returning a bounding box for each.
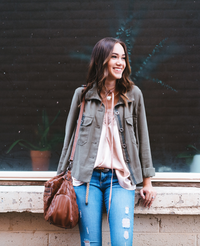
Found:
[135,187,200,215]
[0,186,200,215]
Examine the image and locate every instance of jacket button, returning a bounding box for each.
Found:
[122,144,126,149]
[115,111,119,115]
[126,159,129,163]
[119,128,124,132]
[98,106,103,112]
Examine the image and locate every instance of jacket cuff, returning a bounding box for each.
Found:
[142,167,155,177]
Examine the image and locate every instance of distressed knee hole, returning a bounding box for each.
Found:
[84,240,90,246]
[86,227,89,234]
[122,218,130,228]
[124,230,129,239]
[125,206,129,214]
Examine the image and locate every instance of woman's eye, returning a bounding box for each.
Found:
[111,55,126,60]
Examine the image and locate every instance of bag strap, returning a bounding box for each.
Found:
[68,96,85,170]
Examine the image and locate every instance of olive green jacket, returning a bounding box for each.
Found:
[57,84,155,185]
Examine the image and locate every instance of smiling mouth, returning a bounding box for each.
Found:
[114,68,123,72]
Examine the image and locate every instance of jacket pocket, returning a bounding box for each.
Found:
[126,117,137,145]
[77,116,93,146]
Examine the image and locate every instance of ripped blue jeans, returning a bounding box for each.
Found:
[74,170,135,246]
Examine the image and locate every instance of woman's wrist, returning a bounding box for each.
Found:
[142,177,152,187]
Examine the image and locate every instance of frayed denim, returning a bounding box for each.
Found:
[74,170,135,246]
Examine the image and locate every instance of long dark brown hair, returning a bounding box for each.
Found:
[81,37,134,105]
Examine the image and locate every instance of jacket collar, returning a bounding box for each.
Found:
[85,83,135,104]
[85,83,101,101]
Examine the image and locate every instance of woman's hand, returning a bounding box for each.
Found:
[140,177,157,208]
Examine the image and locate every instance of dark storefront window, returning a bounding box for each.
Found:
[0,0,199,172]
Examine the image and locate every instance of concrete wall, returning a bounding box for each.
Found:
[0,186,200,245]
[0,213,200,246]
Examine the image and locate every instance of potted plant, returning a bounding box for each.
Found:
[177,144,200,172]
[7,110,64,171]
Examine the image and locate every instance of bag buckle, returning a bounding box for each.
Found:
[67,160,73,171]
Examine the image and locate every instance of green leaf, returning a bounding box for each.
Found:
[6,110,63,153]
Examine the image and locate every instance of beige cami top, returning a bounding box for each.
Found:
[73,109,136,190]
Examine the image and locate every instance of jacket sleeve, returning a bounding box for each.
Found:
[57,87,83,174]
[137,90,155,178]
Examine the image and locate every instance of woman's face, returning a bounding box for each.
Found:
[106,43,126,82]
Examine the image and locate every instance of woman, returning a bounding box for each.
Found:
[57,37,156,246]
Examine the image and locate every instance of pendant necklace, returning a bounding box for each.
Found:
[104,86,119,101]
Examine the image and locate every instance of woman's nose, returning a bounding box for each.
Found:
[116,58,123,64]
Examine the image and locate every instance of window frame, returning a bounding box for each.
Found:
[0,171,200,182]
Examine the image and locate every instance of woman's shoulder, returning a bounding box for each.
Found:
[74,86,84,95]
[127,85,143,101]
[73,86,85,99]
[69,86,85,105]
[131,85,142,94]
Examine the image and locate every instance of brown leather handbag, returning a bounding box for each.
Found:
[43,170,79,228]
[43,98,85,229]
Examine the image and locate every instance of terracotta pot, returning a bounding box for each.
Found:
[30,150,51,171]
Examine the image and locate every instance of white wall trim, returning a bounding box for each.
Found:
[0,171,200,182]
[153,172,200,182]
[0,171,57,181]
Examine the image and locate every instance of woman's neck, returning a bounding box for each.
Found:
[104,80,116,92]
[100,79,119,109]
